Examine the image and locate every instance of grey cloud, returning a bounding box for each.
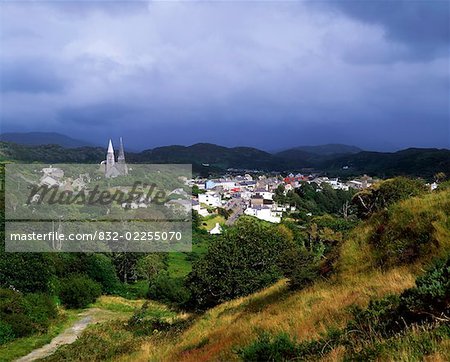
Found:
[325,0,450,60]
[0,1,448,151]
[0,59,67,94]
[58,103,140,126]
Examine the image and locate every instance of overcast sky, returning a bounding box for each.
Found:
[0,1,449,151]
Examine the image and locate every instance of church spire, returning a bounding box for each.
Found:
[118,137,125,162]
[104,138,127,178]
[106,139,115,172]
[107,139,114,155]
[116,137,128,175]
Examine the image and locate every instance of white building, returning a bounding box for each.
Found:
[198,192,222,207]
[209,222,223,235]
[254,188,274,201]
[244,205,281,223]
[192,200,210,217]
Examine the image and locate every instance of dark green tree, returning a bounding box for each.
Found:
[186,217,294,309]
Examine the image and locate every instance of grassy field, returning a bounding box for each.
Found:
[167,239,209,278]
[200,215,225,231]
[119,280,150,299]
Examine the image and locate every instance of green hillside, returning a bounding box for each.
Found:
[322,148,450,179]
[1,141,449,178]
[7,183,445,362]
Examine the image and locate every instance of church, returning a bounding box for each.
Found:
[100,138,128,178]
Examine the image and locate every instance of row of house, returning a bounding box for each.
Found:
[189,174,288,227]
[283,173,375,191]
[189,171,379,231]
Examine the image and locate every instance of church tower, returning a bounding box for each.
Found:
[117,137,128,175]
[106,139,115,174]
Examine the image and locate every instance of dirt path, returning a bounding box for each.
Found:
[15,308,102,362]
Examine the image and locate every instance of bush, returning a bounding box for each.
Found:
[352,177,427,219]
[370,203,441,266]
[59,275,102,309]
[239,332,298,361]
[350,255,450,339]
[86,254,121,294]
[24,293,58,330]
[127,302,178,336]
[239,331,339,361]
[0,320,15,345]
[348,295,404,338]
[402,256,450,316]
[279,248,319,290]
[42,321,140,362]
[0,253,55,293]
[186,218,293,309]
[147,272,190,306]
[0,289,57,342]
[241,257,450,361]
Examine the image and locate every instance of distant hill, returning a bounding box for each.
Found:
[134,143,305,171]
[296,144,362,155]
[0,142,105,164]
[321,148,450,179]
[274,144,362,166]
[277,143,362,157]
[0,132,96,148]
[0,142,309,173]
[0,140,448,179]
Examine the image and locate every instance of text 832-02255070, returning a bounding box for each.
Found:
[96,231,184,241]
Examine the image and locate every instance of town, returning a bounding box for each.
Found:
[188,172,377,233]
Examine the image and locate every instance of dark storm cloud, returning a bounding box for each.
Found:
[326,0,450,60]
[0,59,66,94]
[58,103,139,126]
[0,1,448,150]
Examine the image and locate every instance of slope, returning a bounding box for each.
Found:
[120,189,450,361]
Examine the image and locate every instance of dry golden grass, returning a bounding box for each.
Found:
[117,190,450,362]
[120,266,415,362]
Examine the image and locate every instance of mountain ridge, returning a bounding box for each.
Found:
[0,132,97,148]
[0,140,449,179]
[277,143,363,156]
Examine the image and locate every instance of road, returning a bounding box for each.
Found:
[226,199,246,226]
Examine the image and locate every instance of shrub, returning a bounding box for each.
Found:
[350,255,450,339]
[239,332,298,361]
[0,289,57,342]
[128,302,175,336]
[86,254,121,294]
[0,289,34,338]
[370,202,441,266]
[59,275,102,309]
[352,177,427,219]
[241,257,450,361]
[239,331,339,361]
[147,271,190,306]
[348,295,404,338]
[42,321,140,362]
[402,256,450,316]
[0,320,15,345]
[24,293,58,330]
[186,218,293,309]
[279,248,319,290]
[0,253,55,293]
